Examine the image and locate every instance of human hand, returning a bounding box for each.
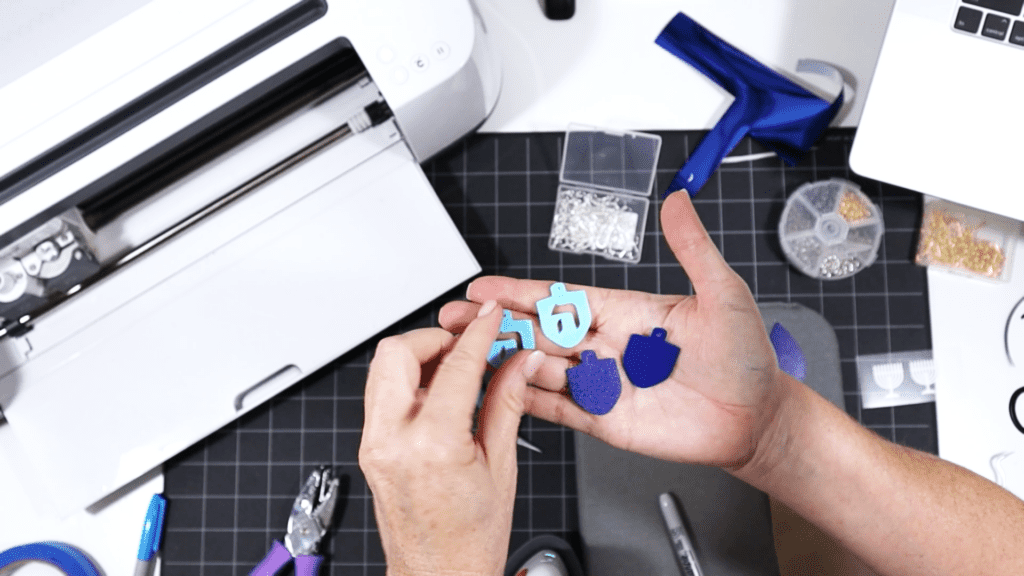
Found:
[438,192,788,470]
[359,302,546,576]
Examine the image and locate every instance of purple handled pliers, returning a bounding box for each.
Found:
[250,467,340,576]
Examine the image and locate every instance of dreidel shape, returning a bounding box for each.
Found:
[769,323,806,381]
[567,350,621,416]
[536,283,592,349]
[622,328,680,388]
[488,339,519,368]
[487,310,536,368]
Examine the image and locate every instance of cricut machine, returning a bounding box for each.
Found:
[0,0,498,514]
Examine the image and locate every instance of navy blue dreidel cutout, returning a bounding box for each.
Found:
[769,322,807,381]
[536,283,592,349]
[487,309,537,368]
[622,327,680,388]
[567,350,621,415]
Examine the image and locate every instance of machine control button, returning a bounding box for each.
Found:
[392,67,409,84]
[431,42,450,60]
[411,54,429,71]
[36,241,59,262]
[55,230,75,247]
[0,264,28,303]
[377,46,395,63]
[19,253,42,276]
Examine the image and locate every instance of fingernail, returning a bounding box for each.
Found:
[477,299,498,318]
[465,280,475,301]
[522,350,546,378]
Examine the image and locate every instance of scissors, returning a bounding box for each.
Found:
[250,467,340,576]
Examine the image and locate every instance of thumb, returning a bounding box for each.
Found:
[477,350,546,475]
[660,191,736,293]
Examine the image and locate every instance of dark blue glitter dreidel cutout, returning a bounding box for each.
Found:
[487,310,536,368]
[567,350,621,415]
[536,283,592,349]
[622,328,680,388]
[769,323,807,381]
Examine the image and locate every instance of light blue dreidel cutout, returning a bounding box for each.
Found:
[536,283,592,349]
[488,339,519,368]
[622,328,680,388]
[487,309,537,368]
[567,350,622,415]
[769,323,807,381]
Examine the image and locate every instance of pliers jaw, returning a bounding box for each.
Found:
[284,467,340,557]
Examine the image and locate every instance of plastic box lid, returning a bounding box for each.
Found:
[560,124,661,196]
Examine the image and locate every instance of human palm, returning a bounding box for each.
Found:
[438,193,785,470]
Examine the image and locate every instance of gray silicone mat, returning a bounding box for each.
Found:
[161,130,934,576]
[575,303,841,576]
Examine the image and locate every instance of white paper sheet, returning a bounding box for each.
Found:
[0,423,164,576]
[930,231,1024,499]
[474,0,896,133]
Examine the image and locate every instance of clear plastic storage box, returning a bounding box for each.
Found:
[548,124,662,264]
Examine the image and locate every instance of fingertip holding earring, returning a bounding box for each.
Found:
[487,309,538,368]
[522,350,546,378]
[477,300,498,318]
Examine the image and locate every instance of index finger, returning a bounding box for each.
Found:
[364,328,455,431]
[420,300,503,427]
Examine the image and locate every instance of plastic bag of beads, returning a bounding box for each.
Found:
[915,198,1020,282]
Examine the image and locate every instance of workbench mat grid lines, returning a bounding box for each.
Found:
[161,129,934,576]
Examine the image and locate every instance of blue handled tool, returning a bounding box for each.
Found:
[251,467,339,576]
[134,494,166,576]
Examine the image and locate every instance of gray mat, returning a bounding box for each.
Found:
[576,303,842,576]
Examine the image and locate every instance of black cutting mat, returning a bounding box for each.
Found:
[162,129,934,576]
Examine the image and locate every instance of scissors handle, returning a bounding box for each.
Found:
[250,541,293,576]
[295,554,323,576]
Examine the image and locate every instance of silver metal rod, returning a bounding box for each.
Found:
[117,122,354,267]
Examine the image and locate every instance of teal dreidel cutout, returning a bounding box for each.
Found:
[488,339,519,368]
[622,327,680,388]
[567,350,621,415]
[487,309,536,368]
[536,283,592,349]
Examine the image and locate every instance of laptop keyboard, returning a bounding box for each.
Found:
[954,0,1024,45]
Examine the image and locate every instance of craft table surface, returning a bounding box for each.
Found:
[160,129,934,576]
[0,1,925,574]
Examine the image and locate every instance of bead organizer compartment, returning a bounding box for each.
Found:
[779,178,884,280]
[548,125,662,264]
